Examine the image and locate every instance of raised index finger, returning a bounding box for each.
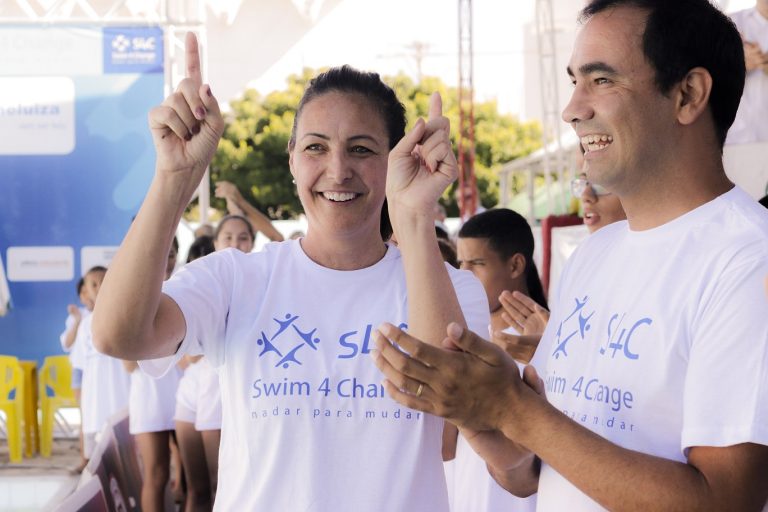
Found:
[428,92,443,120]
[185,32,202,84]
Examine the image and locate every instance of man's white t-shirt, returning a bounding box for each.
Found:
[144,241,489,511]
[530,186,768,510]
[726,7,768,144]
[75,314,131,435]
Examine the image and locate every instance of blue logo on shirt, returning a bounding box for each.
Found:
[256,313,320,369]
[552,296,595,359]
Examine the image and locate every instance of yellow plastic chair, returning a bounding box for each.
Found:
[19,361,39,457]
[38,355,77,458]
[0,355,25,463]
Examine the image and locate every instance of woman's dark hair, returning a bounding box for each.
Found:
[287,65,407,241]
[214,215,255,243]
[580,0,744,148]
[187,235,215,263]
[459,208,548,308]
[76,277,85,295]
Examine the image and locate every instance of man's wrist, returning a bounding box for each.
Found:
[496,385,549,447]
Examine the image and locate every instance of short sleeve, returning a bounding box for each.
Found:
[139,250,236,377]
[682,245,768,452]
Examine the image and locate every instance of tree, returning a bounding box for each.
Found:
[204,69,541,219]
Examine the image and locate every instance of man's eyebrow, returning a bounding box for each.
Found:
[567,61,618,77]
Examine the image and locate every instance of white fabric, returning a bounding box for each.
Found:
[548,224,589,300]
[174,360,201,424]
[129,363,182,434]
[727,8,768,145]
[530,186,768,511]
[69,318,88,371]
[448,325,536,512]
[194,358,222,431]
[59,307,89,353]
[451,435,537,512]
[75,314,131,435]
[143,240,490,512]
[172,358,221,430]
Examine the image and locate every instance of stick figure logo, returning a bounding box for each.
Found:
[256,313,321,369]
[552,296,595,359]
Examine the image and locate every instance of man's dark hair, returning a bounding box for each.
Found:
[459,208,548,309]
[288,65,407,241]
[580,0,745,147]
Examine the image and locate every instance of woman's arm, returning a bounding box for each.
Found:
[92,33,224,360]
[386,93,465,347]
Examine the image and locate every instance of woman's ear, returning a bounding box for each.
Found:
[675,67,713,127]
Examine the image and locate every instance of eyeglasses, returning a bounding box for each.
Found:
[570,178,611,198]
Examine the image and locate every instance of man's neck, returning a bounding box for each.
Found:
[620,172,733,231]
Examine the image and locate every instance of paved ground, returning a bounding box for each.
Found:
[0,437,83,475]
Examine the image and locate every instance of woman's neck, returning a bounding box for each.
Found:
[300,232,388,270]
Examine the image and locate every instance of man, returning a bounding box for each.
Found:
[372,1,768,510]
[726,0,768,144]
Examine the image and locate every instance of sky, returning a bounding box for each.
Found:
[247,0,756,119]
[249,0,533,116]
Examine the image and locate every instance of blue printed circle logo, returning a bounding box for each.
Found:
[257,313,321,368]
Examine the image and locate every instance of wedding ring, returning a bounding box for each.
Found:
[415,382,424,397]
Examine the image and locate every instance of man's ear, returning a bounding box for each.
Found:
[507,253,527,280]
[675,67,713,127]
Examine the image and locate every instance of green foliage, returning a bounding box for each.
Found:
[205,68,541,220]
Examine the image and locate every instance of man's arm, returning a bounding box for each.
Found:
[92,33,224,360]
[372,323,768,511]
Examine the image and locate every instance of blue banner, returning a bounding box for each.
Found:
[0,26,164,364]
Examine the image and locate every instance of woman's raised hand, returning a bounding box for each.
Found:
[148,33,224,186]
[386,92,458,219]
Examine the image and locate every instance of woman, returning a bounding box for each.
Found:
[93,34,488,511]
